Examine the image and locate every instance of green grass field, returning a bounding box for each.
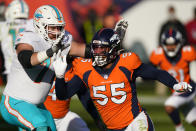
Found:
[0,81,195,131]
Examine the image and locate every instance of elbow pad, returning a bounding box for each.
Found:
[18,50,33,68]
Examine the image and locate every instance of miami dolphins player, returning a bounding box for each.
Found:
[0,0,33,83]
[0,5,71,131]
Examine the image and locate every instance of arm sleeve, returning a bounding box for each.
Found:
[77,86,99,119]
[134,63,178,89]
[55,75,84,100]
[77,87,106,130]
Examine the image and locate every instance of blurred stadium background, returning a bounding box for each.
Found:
[0,0,196,130]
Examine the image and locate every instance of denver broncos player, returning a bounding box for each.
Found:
[0,5,72,131]
[44,69,90,131]
[44,66,105,131]
[43,19,127,131]
[150,28,196,131]
[53,28,192,131]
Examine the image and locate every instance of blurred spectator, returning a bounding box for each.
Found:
[159,5,187,45]
[80,6,119,45]
[102,8,118,29]
[185,7,196,48]
[80,9,102,44]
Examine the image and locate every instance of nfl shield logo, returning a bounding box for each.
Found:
[104,74,108,80]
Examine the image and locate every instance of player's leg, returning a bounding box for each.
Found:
[54,111,90,131]
[181,100,196,127]
[38,104,56,131]
[0,95,54,131]
[125,111,154,131]
[164,91,196,131]
[165,96,184,131]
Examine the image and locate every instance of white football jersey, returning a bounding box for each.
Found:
[0,19,34,75]
[3,30,72,105]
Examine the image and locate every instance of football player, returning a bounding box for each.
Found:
[0,3,128,130]
[43,19,128,131]
[150,28,196,131]
[0,5,71,131]
[44,66,105,131]
[0,0,33,83]
[53,28,192,131]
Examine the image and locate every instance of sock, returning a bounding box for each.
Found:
[167,109,181,125]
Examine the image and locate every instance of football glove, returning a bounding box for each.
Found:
[46,33,69,57]
[53,31,65,46]
[114,19,128,42]
[173,82,192,92]
[53,50,67,78]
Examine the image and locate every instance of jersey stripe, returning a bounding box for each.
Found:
[4,96,34,130]
[119,66,140,118]
[83,70,92,85]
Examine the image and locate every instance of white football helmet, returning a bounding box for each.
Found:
[5,0,29,21]
[33,5,65,45]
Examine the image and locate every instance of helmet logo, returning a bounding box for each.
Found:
[34,10,43,22]
[110,34,120,44]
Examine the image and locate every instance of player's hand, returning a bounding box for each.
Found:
[46,32,67,57]
[53,50,67,78]
[50,31,66,53]
[53,31,65,46]
[60,35,71,56]
[114,19,128,42]
[173,82,192,92]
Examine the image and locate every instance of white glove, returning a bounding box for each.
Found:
[173,82,192,92]
[52,50,67,78]
[60,32,72,56]
[114,19,128,31]
[114,19,128,42]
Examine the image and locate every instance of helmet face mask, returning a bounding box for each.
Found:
[91,28,121,67]
[5,0,29,21]
[46,25,64,40]
[33,5,65,45]
[161,28,183,58]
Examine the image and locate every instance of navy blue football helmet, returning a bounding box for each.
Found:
[161,28,183,57]
[91,28,121,67]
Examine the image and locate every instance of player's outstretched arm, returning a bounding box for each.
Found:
[134,63,192,93]
[16,33,64,68]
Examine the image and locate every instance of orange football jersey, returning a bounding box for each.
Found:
[150,45,196,92]
[72,52,142,129]
[44,69,74,119]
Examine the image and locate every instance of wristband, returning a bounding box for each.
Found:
[37,51,49,63]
